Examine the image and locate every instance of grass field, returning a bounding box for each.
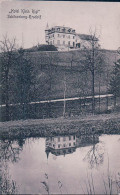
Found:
[0,112,120,140]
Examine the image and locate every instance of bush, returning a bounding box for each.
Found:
[37,44,57,51]
[24,44,58,52]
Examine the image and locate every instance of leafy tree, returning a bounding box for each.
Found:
[0,35,17,121]
[13,48,35,119]
[109,59,120,106]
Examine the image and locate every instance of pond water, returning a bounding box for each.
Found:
[0,134,120,194]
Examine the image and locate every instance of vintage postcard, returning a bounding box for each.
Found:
[0,1,120,194]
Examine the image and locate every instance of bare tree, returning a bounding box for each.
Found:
[81,29,103,114]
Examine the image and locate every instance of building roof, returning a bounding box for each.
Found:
[46,25,76,34]
[77,34,98,41]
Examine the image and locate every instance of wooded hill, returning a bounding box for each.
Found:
[0,48,119,104]
[26,49,119,101]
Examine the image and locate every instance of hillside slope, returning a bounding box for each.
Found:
[27,49,119,101]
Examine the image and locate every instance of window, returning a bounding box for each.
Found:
[57,40,60,45]
[50,41,52,45]
[73,36,75,39]
[68,41,70,46]
[63,137,66,141]
[69,136,71,140]
[58,137,60,142]
[63,144,66,147]
[69,143,71,147]
[73,142,76,146]
[63,35,65,38]
[53,40,54,44]
[68,35,70,39]
[53,34,54,37]
[63,41,65,45]
[58,144,60,148]
[58,34,59,37]
[73,135,75,140]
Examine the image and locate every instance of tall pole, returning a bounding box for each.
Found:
[63,72,66,117]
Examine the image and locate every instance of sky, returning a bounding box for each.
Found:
[0,1,120,50]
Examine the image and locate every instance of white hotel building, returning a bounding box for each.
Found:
[45,24,98,51]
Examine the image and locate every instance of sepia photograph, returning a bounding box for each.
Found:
[0,0,120,194]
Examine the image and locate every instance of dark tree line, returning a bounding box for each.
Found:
[0,36,36,121]
[109,58,120,107]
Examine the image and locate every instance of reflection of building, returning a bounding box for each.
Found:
[46,135,76,157]
[45,24,98,51]
[45,134,99,158]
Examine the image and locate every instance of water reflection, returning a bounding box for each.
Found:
[0,139,24,194]
[83,139,105,169]
[0,139,23,163]
[0,163,18,194]
[0,133,119,194]
[45,134,99,158]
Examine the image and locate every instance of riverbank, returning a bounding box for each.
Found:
[0,113,120,140]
